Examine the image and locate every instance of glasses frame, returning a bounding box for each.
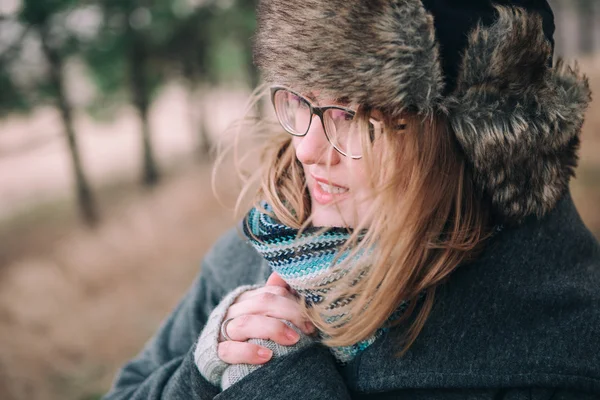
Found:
[270,85,381,159]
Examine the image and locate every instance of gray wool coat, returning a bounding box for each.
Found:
[103,190,600,399]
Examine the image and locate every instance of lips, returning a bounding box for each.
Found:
[316,181,348,194]
[311,174,347,188]
[310,174,349,205]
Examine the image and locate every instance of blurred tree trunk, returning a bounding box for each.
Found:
[578,0,595,55]
[39,28,99,226]
[128,25,160,186]
[183,64,212,159]
[247,62,264,121]
[240,0,263,120]
[196,91,212,158]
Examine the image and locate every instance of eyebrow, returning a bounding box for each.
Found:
[304,92,318,102]
[334,96,351,106]
[305,92,351,107]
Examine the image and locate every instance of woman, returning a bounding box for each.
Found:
[104,0,600,398]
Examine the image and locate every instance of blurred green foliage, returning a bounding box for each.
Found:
[0,0,260,127]
[0,0,259,224]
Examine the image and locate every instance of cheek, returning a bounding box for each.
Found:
[348,161,372,199]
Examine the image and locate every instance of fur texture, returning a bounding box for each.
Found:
[253,1,592,224]
[446,7,591,224]
[254,0,445,117]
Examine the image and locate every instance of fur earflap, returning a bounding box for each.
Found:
[446,7,592,224]
[254,0,444,117]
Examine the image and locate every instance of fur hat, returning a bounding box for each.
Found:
[253,0,592,225]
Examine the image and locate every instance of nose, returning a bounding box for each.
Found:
[294,115,341,166]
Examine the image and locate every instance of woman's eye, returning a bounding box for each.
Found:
[290,94,308,107]
[297,99,309,109]
[331,109,354,121]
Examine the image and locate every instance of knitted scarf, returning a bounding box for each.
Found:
[242,203,412,364]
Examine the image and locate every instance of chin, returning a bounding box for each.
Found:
[311,205,353,228]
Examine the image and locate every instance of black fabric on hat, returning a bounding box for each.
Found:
[421,0,556,94]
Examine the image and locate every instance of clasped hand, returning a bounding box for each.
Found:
[217,272,316,365]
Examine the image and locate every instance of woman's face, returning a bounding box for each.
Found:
[291,94,373,228]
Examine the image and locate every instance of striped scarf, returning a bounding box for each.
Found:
[242,203,411,364]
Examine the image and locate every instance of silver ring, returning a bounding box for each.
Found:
[220,317,235,342]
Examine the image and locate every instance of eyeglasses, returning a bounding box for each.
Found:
[270,85,382,159]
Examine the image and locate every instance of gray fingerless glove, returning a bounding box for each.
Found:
[221,321,316,390]
[194,284,261,386]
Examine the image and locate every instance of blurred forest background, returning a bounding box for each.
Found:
[0,0,598,399]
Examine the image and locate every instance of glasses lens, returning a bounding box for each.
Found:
[273,90,312,136]
[323,108,362,158]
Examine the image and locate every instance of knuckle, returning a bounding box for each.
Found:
[274,320,292,334]
[266,320,282,335]
[236,314,253,329]
[278,326,293,341]
[260,292,277,302]
[227,303,240,314]
[270,286,289,297]
[282,320,299,332]
[217,342,230,360]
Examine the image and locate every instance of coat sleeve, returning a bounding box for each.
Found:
[546,390,600,399]
[102,256,226,400]
[353,388,600,399]
[216,343,353,400]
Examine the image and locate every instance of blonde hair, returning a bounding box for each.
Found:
[215,85,493,356]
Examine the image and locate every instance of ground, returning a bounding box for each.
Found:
[0,164,239,400]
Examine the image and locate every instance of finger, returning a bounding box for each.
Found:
[265,273,300,297]
[227,292,312,334]
[236,285,296,302]
[224,314,302,345]
[266,272,290,289]
[218,340,273,365]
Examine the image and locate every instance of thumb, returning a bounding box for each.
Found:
[266,272,290,289]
